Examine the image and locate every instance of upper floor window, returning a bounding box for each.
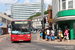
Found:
[68,0,73,8]
[62,0,66,9]
[59,0,60,10]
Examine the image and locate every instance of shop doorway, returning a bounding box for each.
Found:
[59,23,71,39]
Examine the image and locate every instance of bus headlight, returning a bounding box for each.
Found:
[12,37,16,39]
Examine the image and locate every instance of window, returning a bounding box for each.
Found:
[59,0,60,10]
[7,20,10,24]
[68,0,73,8]
[2,18,6,23]
[62,0,65,1]
[62,0,66,9]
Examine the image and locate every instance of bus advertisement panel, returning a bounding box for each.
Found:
[11,20,31,42]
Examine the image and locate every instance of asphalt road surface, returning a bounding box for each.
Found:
[0,33,75,50]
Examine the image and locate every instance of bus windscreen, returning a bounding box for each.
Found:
[11,21,31,34]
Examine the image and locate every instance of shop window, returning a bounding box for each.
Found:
[68,0,73,8]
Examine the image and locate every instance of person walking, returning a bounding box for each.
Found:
[60,30,63,41]
[58,28,61,41]
[40,30,43,40]
[63,29,69,41]
[51,29,55,41]
[46,28,50,41]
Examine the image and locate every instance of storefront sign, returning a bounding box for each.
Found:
[50,19,53,22]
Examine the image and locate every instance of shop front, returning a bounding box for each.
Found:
[52,9,75,40]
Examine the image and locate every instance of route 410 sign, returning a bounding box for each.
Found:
[0,22,3,26]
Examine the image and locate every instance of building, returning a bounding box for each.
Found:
[11,2,45,20]
[48,5,52,30]
[52,0,75,40]
[0,12,12,35]
[32,14,49,29]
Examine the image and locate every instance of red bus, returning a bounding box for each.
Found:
[11,20,31,42]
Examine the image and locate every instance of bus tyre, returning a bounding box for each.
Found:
[29,41,31,43]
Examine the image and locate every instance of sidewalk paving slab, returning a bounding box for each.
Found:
[37,38,75,45]
[0,34,10,38]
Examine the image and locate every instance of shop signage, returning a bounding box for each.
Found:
[0,22,3,26]
[50,19,53,22]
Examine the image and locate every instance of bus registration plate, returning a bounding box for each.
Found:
[19,40,23,41]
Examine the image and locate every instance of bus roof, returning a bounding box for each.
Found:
[11,20,31,22]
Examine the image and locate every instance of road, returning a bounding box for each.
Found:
[0,33,75,50]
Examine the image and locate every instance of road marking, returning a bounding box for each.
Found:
[41,49,46,50]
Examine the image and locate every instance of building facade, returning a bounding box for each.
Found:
[52,0,75,40]
[11,2,45,20]
[0,12,12,35]
[32,14,49,29]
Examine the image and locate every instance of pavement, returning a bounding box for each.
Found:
[0,33,75,45]
[0,34,10,42]
[37,33,75,45]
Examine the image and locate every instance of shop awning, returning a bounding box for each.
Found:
[52,16,75,23]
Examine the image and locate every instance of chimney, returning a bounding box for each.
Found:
[4,13,6,15]
[48,5,52,29]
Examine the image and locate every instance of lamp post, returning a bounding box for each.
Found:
[41,0,45,39]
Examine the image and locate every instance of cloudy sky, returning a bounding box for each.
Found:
[0,0,52,15]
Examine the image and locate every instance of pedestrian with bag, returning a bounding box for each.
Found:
[46,28,50,41]
[63,29,68,41]
[60,30,63,41]
[40,30,43,40]
[51,29,55,41]
[58,28,61,41]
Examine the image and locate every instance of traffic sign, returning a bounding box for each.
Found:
[0,22,3,26]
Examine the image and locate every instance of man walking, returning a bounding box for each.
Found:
[46,28,50,41]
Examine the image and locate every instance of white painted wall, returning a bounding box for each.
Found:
[52,0,59,19]
[52,0,74,19]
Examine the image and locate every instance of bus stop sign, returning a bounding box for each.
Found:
[0,22,3,26]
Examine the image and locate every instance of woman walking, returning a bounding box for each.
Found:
[60,30,63,41]
[63,29,69,41]
[58,29,63,42]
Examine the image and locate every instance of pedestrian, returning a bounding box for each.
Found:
[58,28,62,41]
[40,30,43,40]
[50,29,55,41]
[63,29,69,41]
[51,29,55,36]
[46,28,50,41]
[67,29,70,40]
[45,29,47,39]
[60,30,63,41]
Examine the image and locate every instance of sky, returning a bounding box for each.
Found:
[0,0,52,15]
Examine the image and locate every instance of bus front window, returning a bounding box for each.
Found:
[11,21,31,34]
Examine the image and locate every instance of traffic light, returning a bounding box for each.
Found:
[41,20,43,24]
[44,17,46,23]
